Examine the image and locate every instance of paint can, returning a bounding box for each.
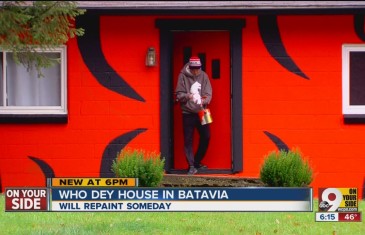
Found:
[198,108,213,125]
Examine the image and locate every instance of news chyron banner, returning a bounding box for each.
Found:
[50,187,312,212]
[5,178,313,212]
[316,188,362,222]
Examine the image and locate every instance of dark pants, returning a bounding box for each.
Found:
[182,113,210,167]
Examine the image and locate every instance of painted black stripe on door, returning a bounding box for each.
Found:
[183,47,192,66]
[198,53,206,72]
[212,59,220,79]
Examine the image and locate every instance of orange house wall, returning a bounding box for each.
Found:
[242,15,364,198]
[0,14,364,198]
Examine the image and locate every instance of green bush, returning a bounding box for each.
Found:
[259,149,313,187]
[112,148,165,187]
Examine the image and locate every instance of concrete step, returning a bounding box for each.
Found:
[161,174,264,187]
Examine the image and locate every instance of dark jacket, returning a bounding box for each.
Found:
[175,63,212,113]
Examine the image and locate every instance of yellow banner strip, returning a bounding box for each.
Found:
[49,178,138,187]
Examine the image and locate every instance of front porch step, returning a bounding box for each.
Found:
[161,174,264,187]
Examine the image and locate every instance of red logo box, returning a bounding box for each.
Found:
[5,188,49,211]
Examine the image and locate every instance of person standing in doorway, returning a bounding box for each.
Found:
[175,56,213,175]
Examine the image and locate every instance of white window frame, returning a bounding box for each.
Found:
[0,46,67,115]
[342,44,365,115]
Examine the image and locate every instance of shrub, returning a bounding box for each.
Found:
[259,149,313,187]
[111,148,165,187]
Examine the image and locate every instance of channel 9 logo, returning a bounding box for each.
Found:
[318,188,358,212]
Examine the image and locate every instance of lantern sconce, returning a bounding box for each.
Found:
[145,47,157,67]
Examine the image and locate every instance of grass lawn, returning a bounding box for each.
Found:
[1,194,364,235]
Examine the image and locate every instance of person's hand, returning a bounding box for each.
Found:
[192,93,202,105]
[200,96,208,105]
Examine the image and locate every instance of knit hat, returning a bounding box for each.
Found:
[189,56,202,69]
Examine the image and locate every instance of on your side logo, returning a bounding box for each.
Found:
[318,188,358,212]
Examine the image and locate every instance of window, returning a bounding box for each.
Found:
[0,46,67,118]
[342,44,365,115]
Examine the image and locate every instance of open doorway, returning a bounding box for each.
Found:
[172,31,231,171]
[156,19,245,174]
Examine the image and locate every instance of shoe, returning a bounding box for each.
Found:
[187,166,198,175]
[195,164,207,170]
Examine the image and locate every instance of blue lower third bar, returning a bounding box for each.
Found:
[50,187,313,212]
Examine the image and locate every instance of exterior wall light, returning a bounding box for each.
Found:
[146,47,157,66]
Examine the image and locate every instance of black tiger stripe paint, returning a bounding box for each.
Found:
[258,15,309,80]
[76,13,145,102]
[263,131,289,152]
[100,128,147,177]
[354,14,365,41]
[29,156,55,186]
